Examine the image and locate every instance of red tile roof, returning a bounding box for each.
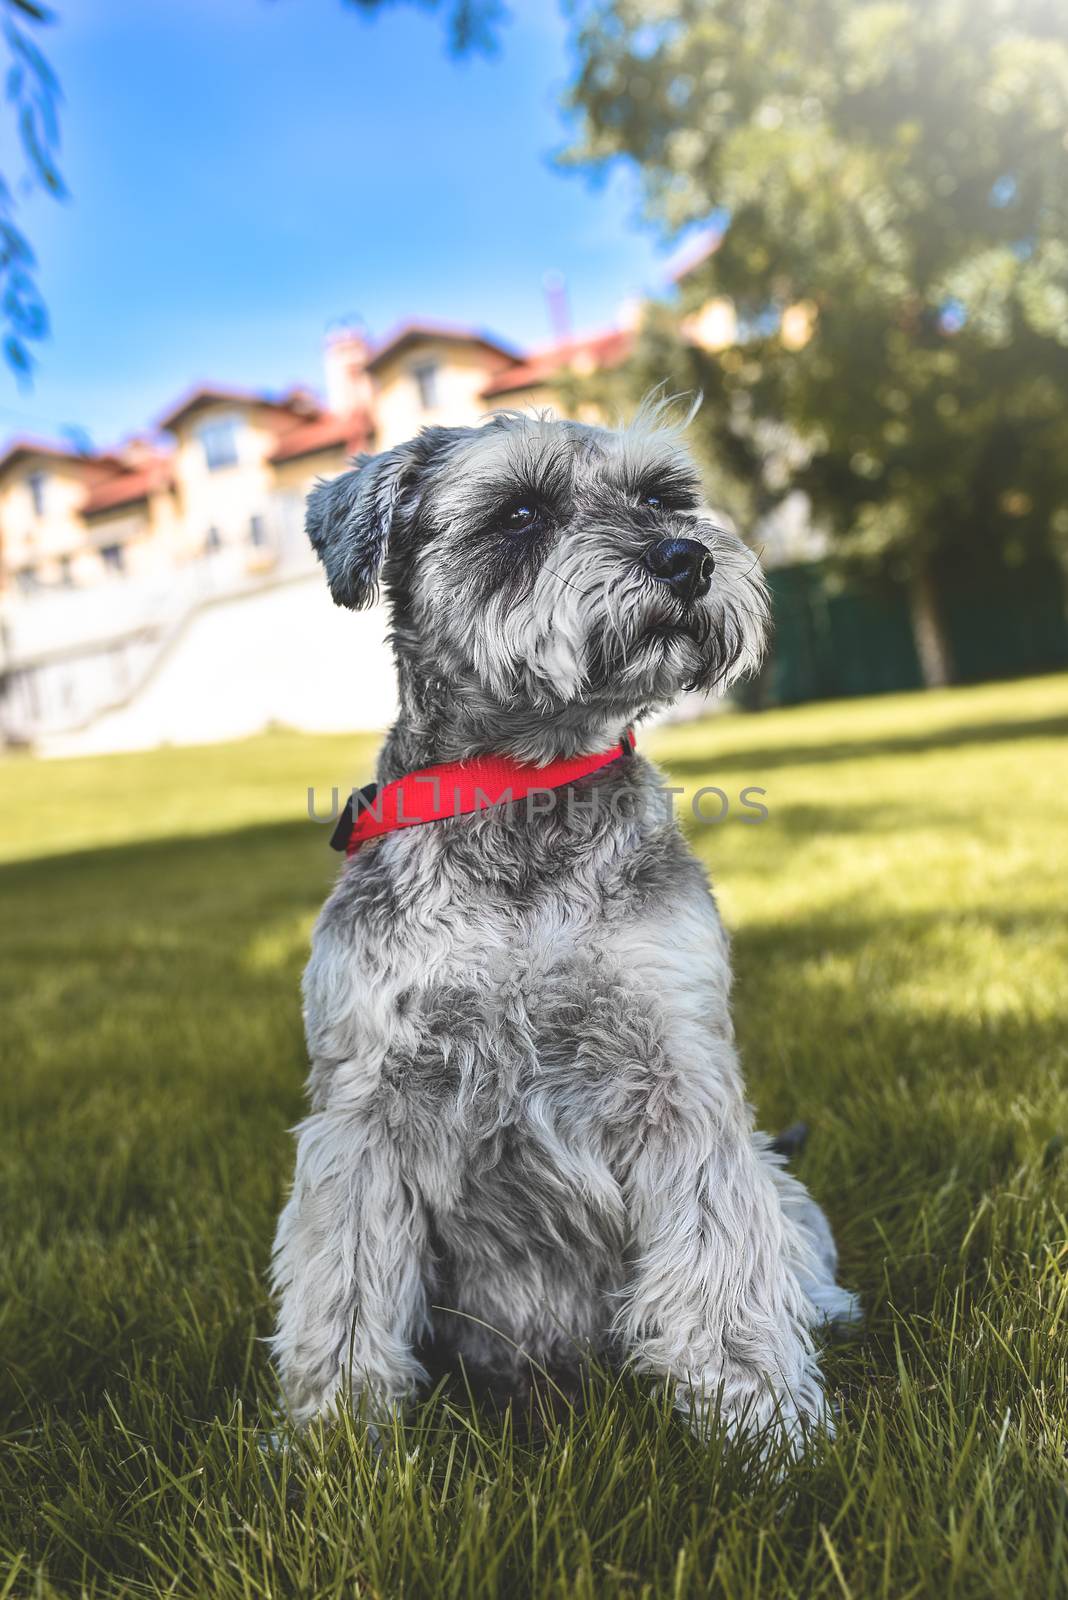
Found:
[480,328,635,398]
[0,438,122,479]
[156,384,318,434]
[365,320,521,374]
[269,409,373,464]
[81,459,174,517]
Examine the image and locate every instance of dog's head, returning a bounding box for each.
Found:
[307,410,768,752]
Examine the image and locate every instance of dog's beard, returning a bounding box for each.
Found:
[415,546,766,721]
[582,601,738,701]
[447,601,755,716]
[582,547,768,703]
[547,551,764,706]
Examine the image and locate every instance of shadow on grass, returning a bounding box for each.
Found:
[736,899,1068,964]
[678,799,979,864]
[0,812,338,887]
[726,899,1068,1287]
[660,708,1068,779]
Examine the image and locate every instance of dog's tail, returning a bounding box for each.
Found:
[769,1121,809,1161]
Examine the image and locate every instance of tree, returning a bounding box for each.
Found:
[563,0,1068,685]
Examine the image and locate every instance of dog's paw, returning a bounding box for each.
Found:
[679,1371,831,1460]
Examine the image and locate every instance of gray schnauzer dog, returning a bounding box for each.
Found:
[270,406,858,1450]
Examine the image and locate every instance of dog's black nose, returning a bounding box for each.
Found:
[644,537,715,602]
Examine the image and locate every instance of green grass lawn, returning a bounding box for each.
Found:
[2,674,1067,1599]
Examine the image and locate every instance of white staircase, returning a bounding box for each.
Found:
[0,522,397,757]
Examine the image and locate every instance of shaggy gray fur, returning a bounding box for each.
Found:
[271,407,858,1450]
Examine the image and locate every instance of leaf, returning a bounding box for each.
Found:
[339,0,508,57]
[446,0,508,56]
[4,330,32,377]
[5,0,57,22]
[3,274,47,337]
[32,82,59,148]
[18,102,67,198]
[5,20,60,98]
[0,217,35,264]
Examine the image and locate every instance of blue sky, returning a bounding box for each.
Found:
[3,0,683,449]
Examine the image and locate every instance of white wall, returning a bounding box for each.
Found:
[39,573,397,757]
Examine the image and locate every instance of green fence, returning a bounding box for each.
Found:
[751,556,1068,707]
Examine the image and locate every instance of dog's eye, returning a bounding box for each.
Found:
[641,491,665,510]
[504,500,542,532]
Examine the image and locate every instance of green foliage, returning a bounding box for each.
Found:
[564,0,1068,585]
[0,0,65,381]
[2,676,1068,1594]
[342,0,509,56]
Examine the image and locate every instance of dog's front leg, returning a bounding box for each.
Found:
[617,1106,827,1453]
[270,1106,428,1429]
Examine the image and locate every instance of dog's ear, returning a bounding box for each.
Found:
[305,442,423,610]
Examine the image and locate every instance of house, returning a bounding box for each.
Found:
[11,290,1037,748]
[0,319,632,606]
[0,442,127,593]
[0,318,643,751]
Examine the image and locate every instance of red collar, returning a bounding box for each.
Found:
[332,730,636,857]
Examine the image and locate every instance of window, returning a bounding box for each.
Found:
[100,544,125,574]
[198,416,240,471]
[27,471,47,516]
[205,525,222,553]
[248,513,267,547]
[411,360,439,410]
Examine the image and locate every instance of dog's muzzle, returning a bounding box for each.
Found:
[644,537,715,604]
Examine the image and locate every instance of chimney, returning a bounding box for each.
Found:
[118,435,163,466]
[324,323,374,415]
